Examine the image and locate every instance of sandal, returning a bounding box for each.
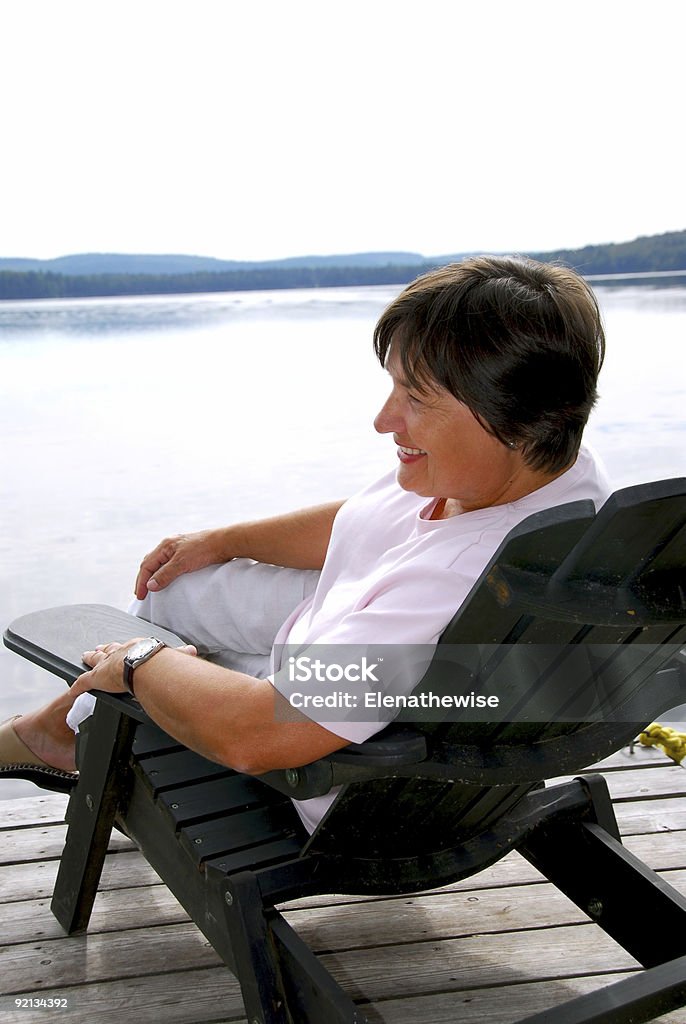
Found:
[0,716,78,794]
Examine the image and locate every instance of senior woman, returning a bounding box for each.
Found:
[1,255,610,832]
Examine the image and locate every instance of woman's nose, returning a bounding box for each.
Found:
[374,393,403,435]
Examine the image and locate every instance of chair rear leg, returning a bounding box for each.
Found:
[519,774,686,968]
[51,698,136,934]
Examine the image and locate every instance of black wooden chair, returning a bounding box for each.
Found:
[5,477,686,1024]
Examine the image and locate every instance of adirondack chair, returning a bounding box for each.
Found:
[5,477,686,1024]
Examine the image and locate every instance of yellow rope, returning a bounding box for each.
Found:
[638,723,686,764]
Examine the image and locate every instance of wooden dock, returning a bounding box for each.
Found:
[2,742,686,1023]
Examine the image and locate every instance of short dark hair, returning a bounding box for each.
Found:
[373,255,605,474]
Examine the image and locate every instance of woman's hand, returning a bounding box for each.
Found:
[133,502,342,599]
[134,529,232,599]
[72,639,197,697]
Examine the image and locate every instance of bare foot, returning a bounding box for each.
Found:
[13,699,77,773]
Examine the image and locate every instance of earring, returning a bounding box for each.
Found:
[507,440,518,449]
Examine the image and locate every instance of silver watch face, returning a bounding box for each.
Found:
[127,637,162,663]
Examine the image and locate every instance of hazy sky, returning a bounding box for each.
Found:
[2,0,682,261]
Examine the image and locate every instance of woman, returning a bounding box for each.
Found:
[1,255,610,832]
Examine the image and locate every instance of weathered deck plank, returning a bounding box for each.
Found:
[1,745,685,1023]
[0,969,245,1024]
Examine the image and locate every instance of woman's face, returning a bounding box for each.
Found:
[374,351,537,513]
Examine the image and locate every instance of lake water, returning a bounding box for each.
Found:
[1,281,684,798]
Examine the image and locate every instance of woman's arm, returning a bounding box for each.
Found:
[135,500,345,598]
[75,640,348,774]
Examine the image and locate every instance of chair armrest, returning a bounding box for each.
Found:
[327,726,428,766]
[3,604,187,724]
[258,726,428,800]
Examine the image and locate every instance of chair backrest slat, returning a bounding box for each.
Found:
[552,479,686,589]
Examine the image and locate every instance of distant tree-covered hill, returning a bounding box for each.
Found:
[1,230,684,301]
[0,263,435,300]
[0,250,428,277]
[528,230,686,275]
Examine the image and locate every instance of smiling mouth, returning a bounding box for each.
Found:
[398,445,427,456]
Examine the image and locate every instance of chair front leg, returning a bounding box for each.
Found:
[51,696,137,934]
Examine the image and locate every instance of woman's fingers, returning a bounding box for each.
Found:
[83,640,197,668]
[134,537,183,599]
[83,639,135,667]
[134,531,222,599]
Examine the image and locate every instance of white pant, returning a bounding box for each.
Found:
[67,558,320,731]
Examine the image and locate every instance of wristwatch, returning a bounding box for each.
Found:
[123,637,167,697]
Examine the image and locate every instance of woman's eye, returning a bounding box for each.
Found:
[407,392,422,405]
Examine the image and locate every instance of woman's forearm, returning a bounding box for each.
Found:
[76,643,348,775]
[135,500,345,597]
[216,500,345,569]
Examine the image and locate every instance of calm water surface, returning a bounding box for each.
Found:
[1,282,684,798]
